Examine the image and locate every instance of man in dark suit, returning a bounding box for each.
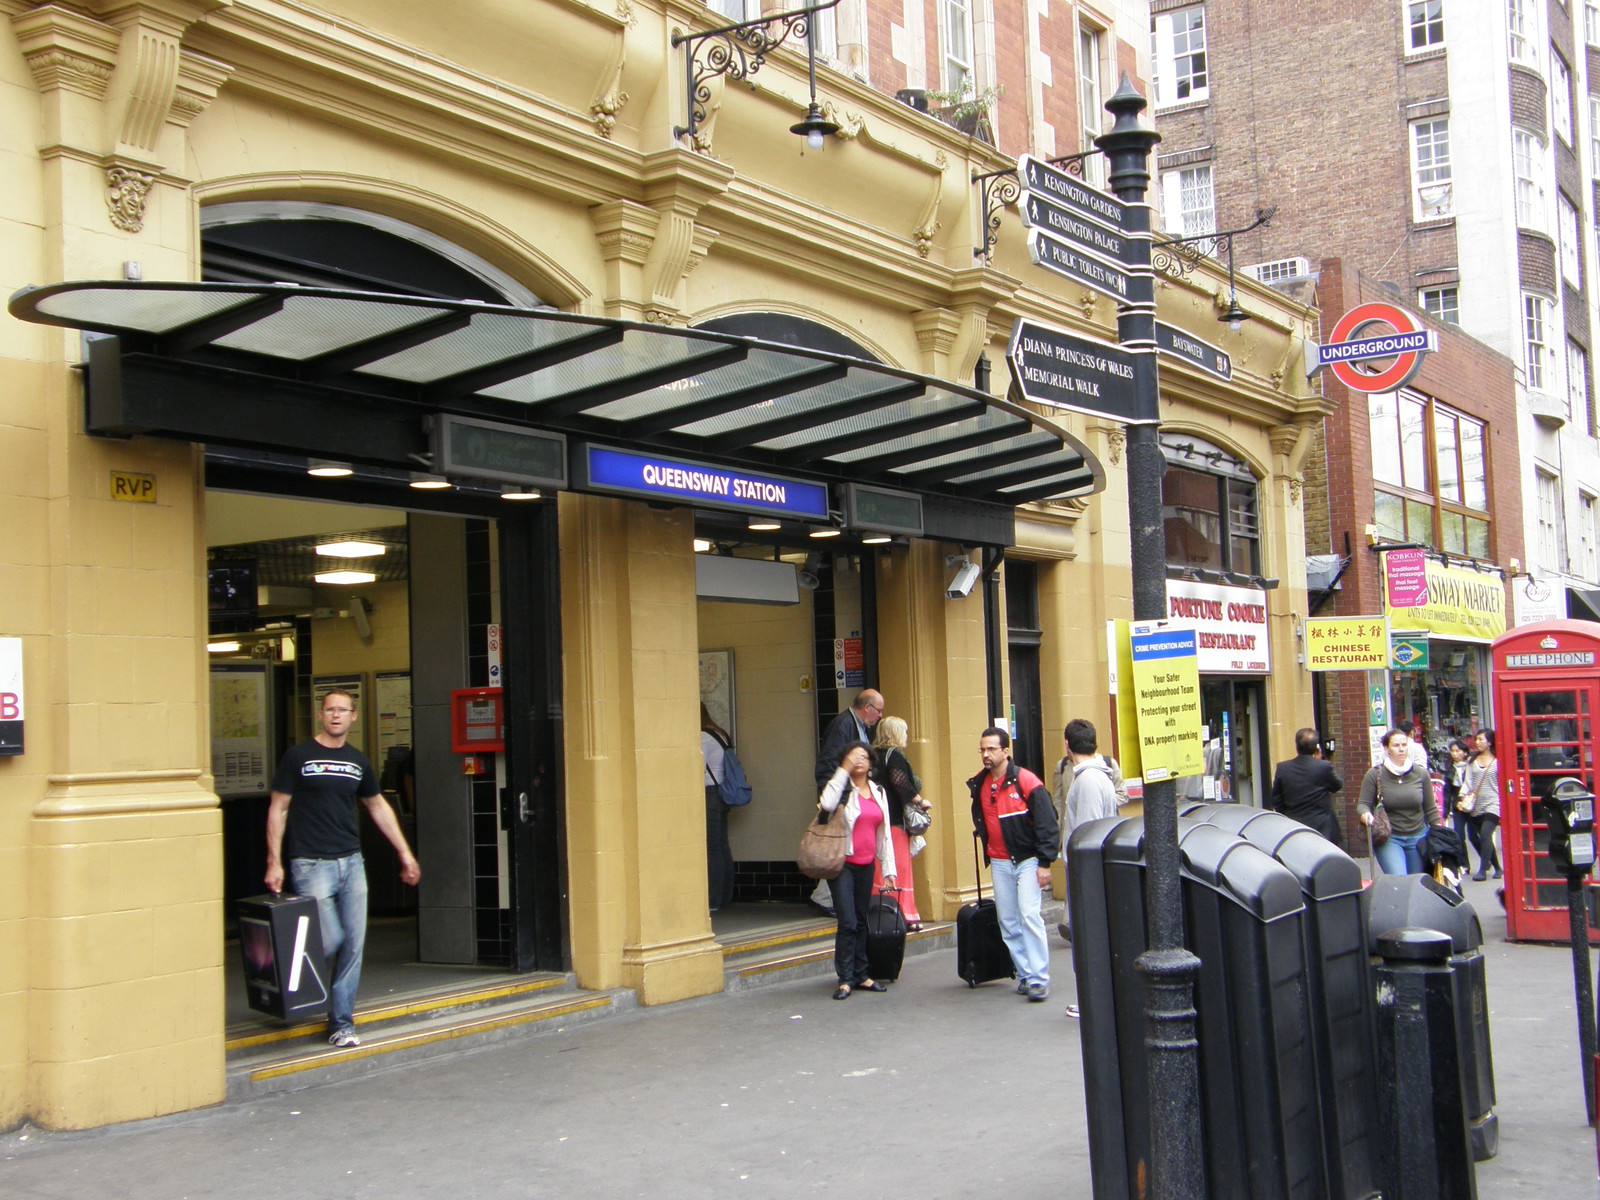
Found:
[1270,727,1344,847]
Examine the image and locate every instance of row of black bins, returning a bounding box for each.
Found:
[1067,803,1495,1200]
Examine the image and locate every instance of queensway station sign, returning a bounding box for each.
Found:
[1006,318,1147,424]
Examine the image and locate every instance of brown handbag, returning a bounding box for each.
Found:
[1369,769,1393,847]
[797,806,849,880]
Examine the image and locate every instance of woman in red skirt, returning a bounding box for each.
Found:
[871,716,931,931]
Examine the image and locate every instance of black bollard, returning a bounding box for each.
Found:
[1372,928,1478,1200]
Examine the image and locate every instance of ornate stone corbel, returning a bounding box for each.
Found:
[590,2,632,139]
[1106,428,1126,467]
[911,151,945,259]
[819,100,864,140]
[14,1,233,233]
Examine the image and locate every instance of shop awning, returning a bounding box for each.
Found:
[1569,587,1600,624]
[8,281,1104,520]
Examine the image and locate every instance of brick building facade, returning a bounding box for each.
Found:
[1315,261,1523,839]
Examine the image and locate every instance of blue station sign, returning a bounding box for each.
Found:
[577,445,830,520]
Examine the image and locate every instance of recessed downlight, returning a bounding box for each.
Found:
[408,472,451,490]
[315,570,377,585]
[306,459,353,477]
[206,641,241,653]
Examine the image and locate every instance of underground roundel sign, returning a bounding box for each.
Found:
[1308,302,1438,394]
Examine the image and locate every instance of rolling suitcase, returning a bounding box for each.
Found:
[958,836,1016,987]
[865,889,907,981]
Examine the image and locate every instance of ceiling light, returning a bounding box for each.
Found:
[306,459,352,477]
[808,527,842,539]
[408,472,451,490]
[500,484,542,500]
[693,538,713,553]
[315,570,377,585]
[861,535,892,545]
[206,641,241,654]
[747,519,782,532]
[315,541,386,558]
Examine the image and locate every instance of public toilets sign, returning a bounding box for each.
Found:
[1306,301,1438,393]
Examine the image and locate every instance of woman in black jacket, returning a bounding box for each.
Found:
[871,715,931,932]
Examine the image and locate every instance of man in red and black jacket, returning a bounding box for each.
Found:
[967,726,1059,1001]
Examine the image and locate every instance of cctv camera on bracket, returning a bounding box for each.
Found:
[946,558,981,599]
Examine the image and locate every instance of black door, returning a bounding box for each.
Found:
[498,506,567,971]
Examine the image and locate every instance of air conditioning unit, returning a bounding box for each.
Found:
[1244,257,1312,285]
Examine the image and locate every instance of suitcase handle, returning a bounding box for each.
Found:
[971,832,986,902]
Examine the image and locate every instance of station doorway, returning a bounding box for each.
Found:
[209,484,566,1031]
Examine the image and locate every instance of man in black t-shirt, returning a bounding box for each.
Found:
[266,690,421,1047]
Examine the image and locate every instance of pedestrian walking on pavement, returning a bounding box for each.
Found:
[1357,727,1444,875]
[967,726,1058,1003]
[1269,727,1344,847]
[1466,728,1503,880]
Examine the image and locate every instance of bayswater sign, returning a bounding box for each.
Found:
[1006,318,1146,424]
[1305,301,1438,393]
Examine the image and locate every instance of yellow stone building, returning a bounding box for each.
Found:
[0,0,1325,1129]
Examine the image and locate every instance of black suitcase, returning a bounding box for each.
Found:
[958,837,1016,987]
[865,891,907,981]
[237,893,330,1020]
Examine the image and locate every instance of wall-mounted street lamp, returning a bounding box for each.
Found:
[1153,207,1277,330]
[672,0,841,149]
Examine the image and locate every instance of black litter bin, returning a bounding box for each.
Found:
[1366,873,1498,1161]
[1188,805,1382,1199]
[1068,814,1328,1200]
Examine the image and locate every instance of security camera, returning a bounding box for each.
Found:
[946,560,982,599]
[349,596,373,639]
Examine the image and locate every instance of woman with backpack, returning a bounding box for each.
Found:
[700,703,737,911]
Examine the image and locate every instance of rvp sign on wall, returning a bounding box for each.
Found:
[1306,301,1437,393]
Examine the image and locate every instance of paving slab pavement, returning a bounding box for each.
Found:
[3,874,1598,1198]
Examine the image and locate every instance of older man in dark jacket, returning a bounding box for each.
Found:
[1269,727,1344,847]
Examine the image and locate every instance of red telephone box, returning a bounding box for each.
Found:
[1492,620,1600,942]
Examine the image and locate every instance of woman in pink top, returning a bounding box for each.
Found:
[819,741,898,999]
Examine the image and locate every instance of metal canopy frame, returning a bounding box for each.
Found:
[9,281,1105,516]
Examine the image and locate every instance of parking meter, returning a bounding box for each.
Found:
[1541,776,1597,877]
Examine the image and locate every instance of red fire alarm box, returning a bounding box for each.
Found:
[451,687,505,753]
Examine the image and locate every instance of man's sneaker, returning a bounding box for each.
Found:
[1064,1004,1081,1018]
[1027,982,1049,1002]
[329,1029,361,1049]
[1015,979,1030,996]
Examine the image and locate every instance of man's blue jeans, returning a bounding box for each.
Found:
[989,856,1049,986]
[290,853,368,1033]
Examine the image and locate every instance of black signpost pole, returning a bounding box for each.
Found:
[1097,74,1207,1198]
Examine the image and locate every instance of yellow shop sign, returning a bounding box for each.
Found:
[1384,558,1506,642]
